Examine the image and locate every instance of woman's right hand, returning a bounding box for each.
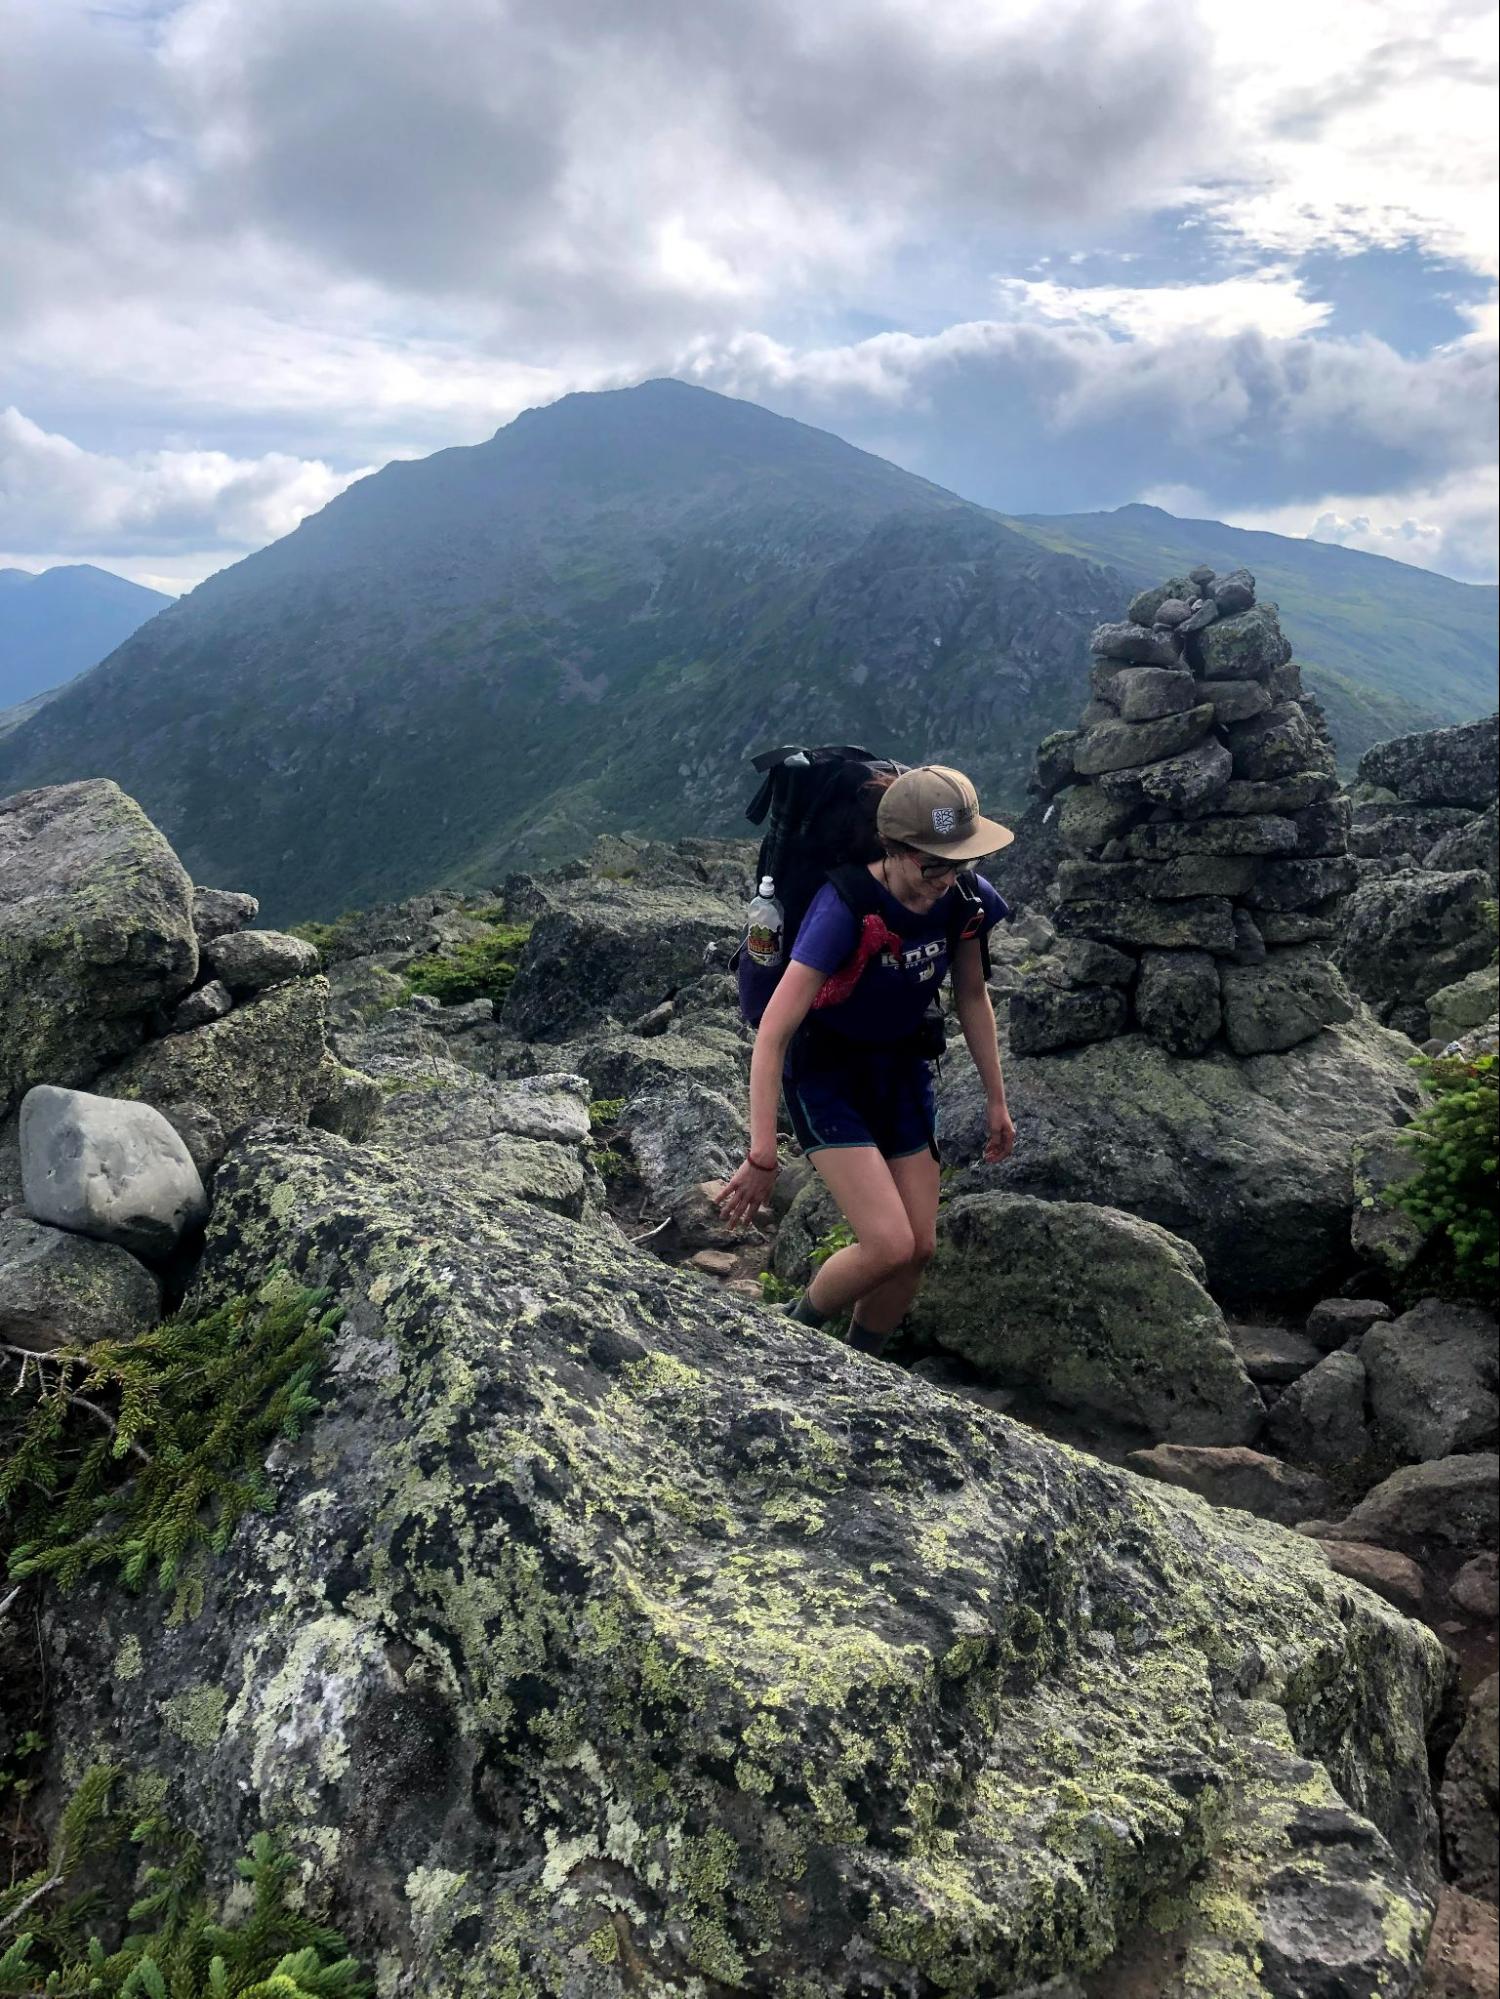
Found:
[715,1156,777,1229]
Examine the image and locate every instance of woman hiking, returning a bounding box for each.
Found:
[716,765,1016,1356]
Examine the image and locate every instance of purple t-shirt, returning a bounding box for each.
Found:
[790,871,1009,1044]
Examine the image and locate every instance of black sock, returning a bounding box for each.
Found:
[847,1322,890,1355]
[784,1291,830,1327]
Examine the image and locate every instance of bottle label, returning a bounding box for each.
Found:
[747,920,782,967]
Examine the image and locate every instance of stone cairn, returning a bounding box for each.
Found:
[1015,565,1358,1058]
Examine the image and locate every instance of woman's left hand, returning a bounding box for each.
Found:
[984,1098,1015,1164]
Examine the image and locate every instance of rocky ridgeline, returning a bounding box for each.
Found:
[2,781,1497,1996]
[1014,564,1358,1060]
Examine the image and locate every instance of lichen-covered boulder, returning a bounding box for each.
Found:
[0,779,197,1110]
[909,1192,1263,1444]
[0,1211,160,1349]
[504,881,742,1043]
[1358,715,1499,810]
[939,1016,1424,1300]
[96,976,336,1142]
[204,927,321,993]
[38,1125,1448,1995]
[619,1077,748,1205]
[1335,869,1496,1031]
[377,1060,597,1219]
[1218,946,1355,1056]
[1194,604,1293,680]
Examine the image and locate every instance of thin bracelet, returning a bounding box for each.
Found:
[746,1152,778,1173]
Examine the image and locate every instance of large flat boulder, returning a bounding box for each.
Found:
[938,1015,1425,1301]
[1358,715,1499,810]
[504,880,743,1043]
[0,780,197,1110]
[909,1192,1263,1444]
[37,1123,1447,1995]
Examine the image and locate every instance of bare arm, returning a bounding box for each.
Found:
[951,936,1015,1162]
[716,960,826,1226]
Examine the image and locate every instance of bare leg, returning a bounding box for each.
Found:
[848,1148,940,1338]
[803,1146,914,1317]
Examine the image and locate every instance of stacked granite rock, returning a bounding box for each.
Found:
[1016,566,1358,1057]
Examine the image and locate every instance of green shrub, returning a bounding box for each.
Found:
[0,1770,367,1997]
[588,1097,625,1129]
[402,921,532,1009]
[809,1220,855,1268]
[1,1280,340,1621]
[758,1271,797,1306]
[1393,1051,1498,1294]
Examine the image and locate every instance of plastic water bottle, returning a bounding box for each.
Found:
[746,877,784,968]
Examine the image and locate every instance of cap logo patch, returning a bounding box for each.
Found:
[931,805,957,834]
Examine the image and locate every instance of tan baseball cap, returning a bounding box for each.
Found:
[876,765,1014,860]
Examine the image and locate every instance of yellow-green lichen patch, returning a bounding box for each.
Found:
[114,1633,144,1681]
[160,1683,227,1750]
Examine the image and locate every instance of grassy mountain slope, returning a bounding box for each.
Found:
[0,383,1120,920]
[0,564,171,707]
[1009,504,1496,764]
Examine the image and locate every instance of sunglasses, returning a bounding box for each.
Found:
[916,855,962,881]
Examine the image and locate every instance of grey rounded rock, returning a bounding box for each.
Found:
[1452,1552,1498,1619]
[1363,1298,1499,1462]
[1205,678,1271,725]
[0,1212,160,1350]
[1107,667,1198,723]
[19,1084,208,1257]
[171,980,233,1032]
[1211,569,1256,614]
[1089,621,1180,667]
[1305,1297,1391,1351]
[911,1191,1263,1445]
[190,886,259,944]
[204,928,321,994]
[1266,1350,1371,1468]
[1153,598,1194,627]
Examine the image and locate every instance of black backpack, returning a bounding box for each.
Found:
[732,744,995,1026]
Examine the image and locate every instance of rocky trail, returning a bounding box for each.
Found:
[1,574,1496,1997]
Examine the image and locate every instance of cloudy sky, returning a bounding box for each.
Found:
[2,0,1496,592]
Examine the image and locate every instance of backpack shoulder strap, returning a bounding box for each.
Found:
[948,870,995,983]
[827,862,883,919]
